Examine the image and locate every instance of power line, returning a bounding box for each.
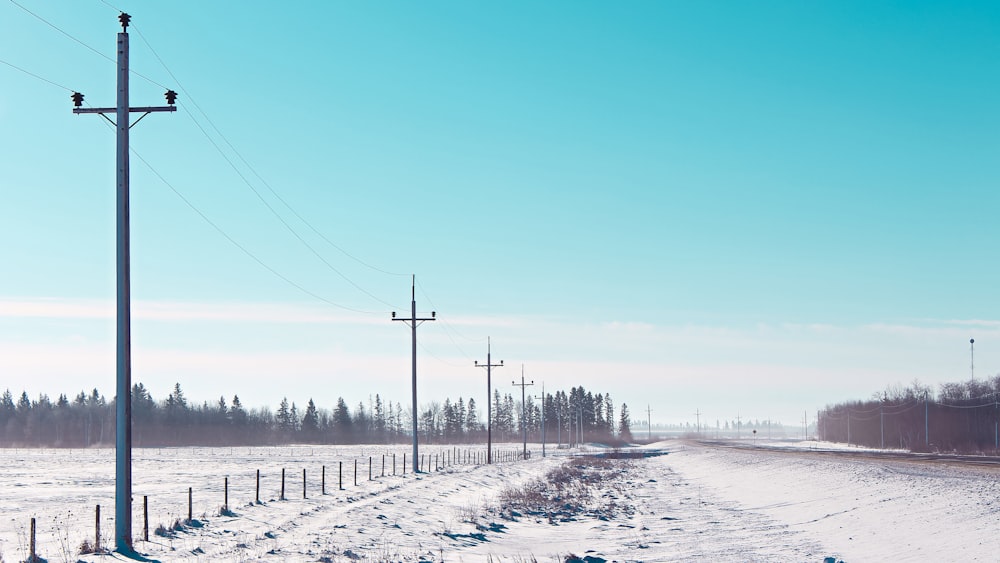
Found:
[127,23,405,309]
[0,57,74,92]
[8,0,169,90]
[130,147,383,316]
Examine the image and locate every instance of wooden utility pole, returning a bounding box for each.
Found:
[71,13,176,553]
[391,276,435,473]
[475,338,503,463]
[512,366,534,459]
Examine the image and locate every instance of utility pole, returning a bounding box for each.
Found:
[533,383,546,457]
[736,413,741,440]
[971,338,975,383]
[391,275,435,473]
[880,394,885,449]
[647,405,652,442]
[694,409,701,437]
[475,338,503,464]
[71,13,175,554]
[513,366,534,459]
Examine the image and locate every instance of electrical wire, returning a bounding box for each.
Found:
[129,145,385,316]
[123,22,407,310]
[179,106,403,311]
[0,57,75,92]
[9,0,171,90]
[126,21,409,280]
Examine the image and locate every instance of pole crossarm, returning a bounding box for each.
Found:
[73,106,177,114]
[475,337,503,464]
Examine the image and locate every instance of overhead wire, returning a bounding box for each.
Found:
[130,144,384,316]
[0,57,75,92]
[414,278,486,363]
[0,53,376,315]
[122,19,407,310]
[8,0,170,90]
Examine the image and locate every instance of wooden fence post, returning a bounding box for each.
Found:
[303,468,307,499]
[281,468,286,500]
[322,465,326,495]
[338,461,343,490]
[188,487,193,522]
[256,469,260,504]
[95,504,100,552]
[143,496,149,542]
[224,477,229,512]
[354,459,358,486]
[369,457,372,481]
[29,517,36,562]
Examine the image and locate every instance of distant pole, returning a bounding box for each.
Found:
[512,366,534,459]
[72,13,176,553]
[647,405,652,441]
[475,338,503,464]
[534,383,546,457]
[880,395,885,449]
[391,275,436,474]
[925,391,929,447]
[694,409,701,437]
[971,338,975,383]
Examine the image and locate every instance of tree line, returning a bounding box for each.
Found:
[0,382,632,447]
[819,374,1000,454]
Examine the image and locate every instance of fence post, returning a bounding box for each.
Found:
[225,477,229,512]
[188,487,193,522]
[382,454,385,477]
[322,465,326,495]
[30,517,36,562]
[143,496,149,542]
[369,457,372,481]
[303,468,307,499]
[281,468,286,501]
[256,469,260,504]
[403,453,406,475]
[339,461,343,490]
[354,459,357,486]
[95,504,101,552]
[393,453,396,475]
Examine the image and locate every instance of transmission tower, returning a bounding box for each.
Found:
[71,13,176,553]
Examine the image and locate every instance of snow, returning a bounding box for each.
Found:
[0,441,997,562]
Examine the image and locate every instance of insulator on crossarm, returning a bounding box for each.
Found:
[71,92,84,107]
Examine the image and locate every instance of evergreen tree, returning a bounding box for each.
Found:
[301,398,319,441]
[466,397,479,435]
[618,403,633,441]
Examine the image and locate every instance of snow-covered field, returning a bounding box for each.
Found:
[1,441,998,562]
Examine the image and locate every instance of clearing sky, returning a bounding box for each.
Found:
[1,0,998,427]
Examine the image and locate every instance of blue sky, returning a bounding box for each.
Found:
[1,0,998,428]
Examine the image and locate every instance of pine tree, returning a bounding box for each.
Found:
[276,398,291,433]
[466,397,479,435]
[301,399,319,441]
[618,403,633,441]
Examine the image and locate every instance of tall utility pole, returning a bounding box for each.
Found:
[646,405,652,441]
[533,383,546,457]
[694,409,701,436]
[391,275,435,473]
[971,338,975,383]
[71,13,175,554]
[475,338,503,464]
[513,366,534,459]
